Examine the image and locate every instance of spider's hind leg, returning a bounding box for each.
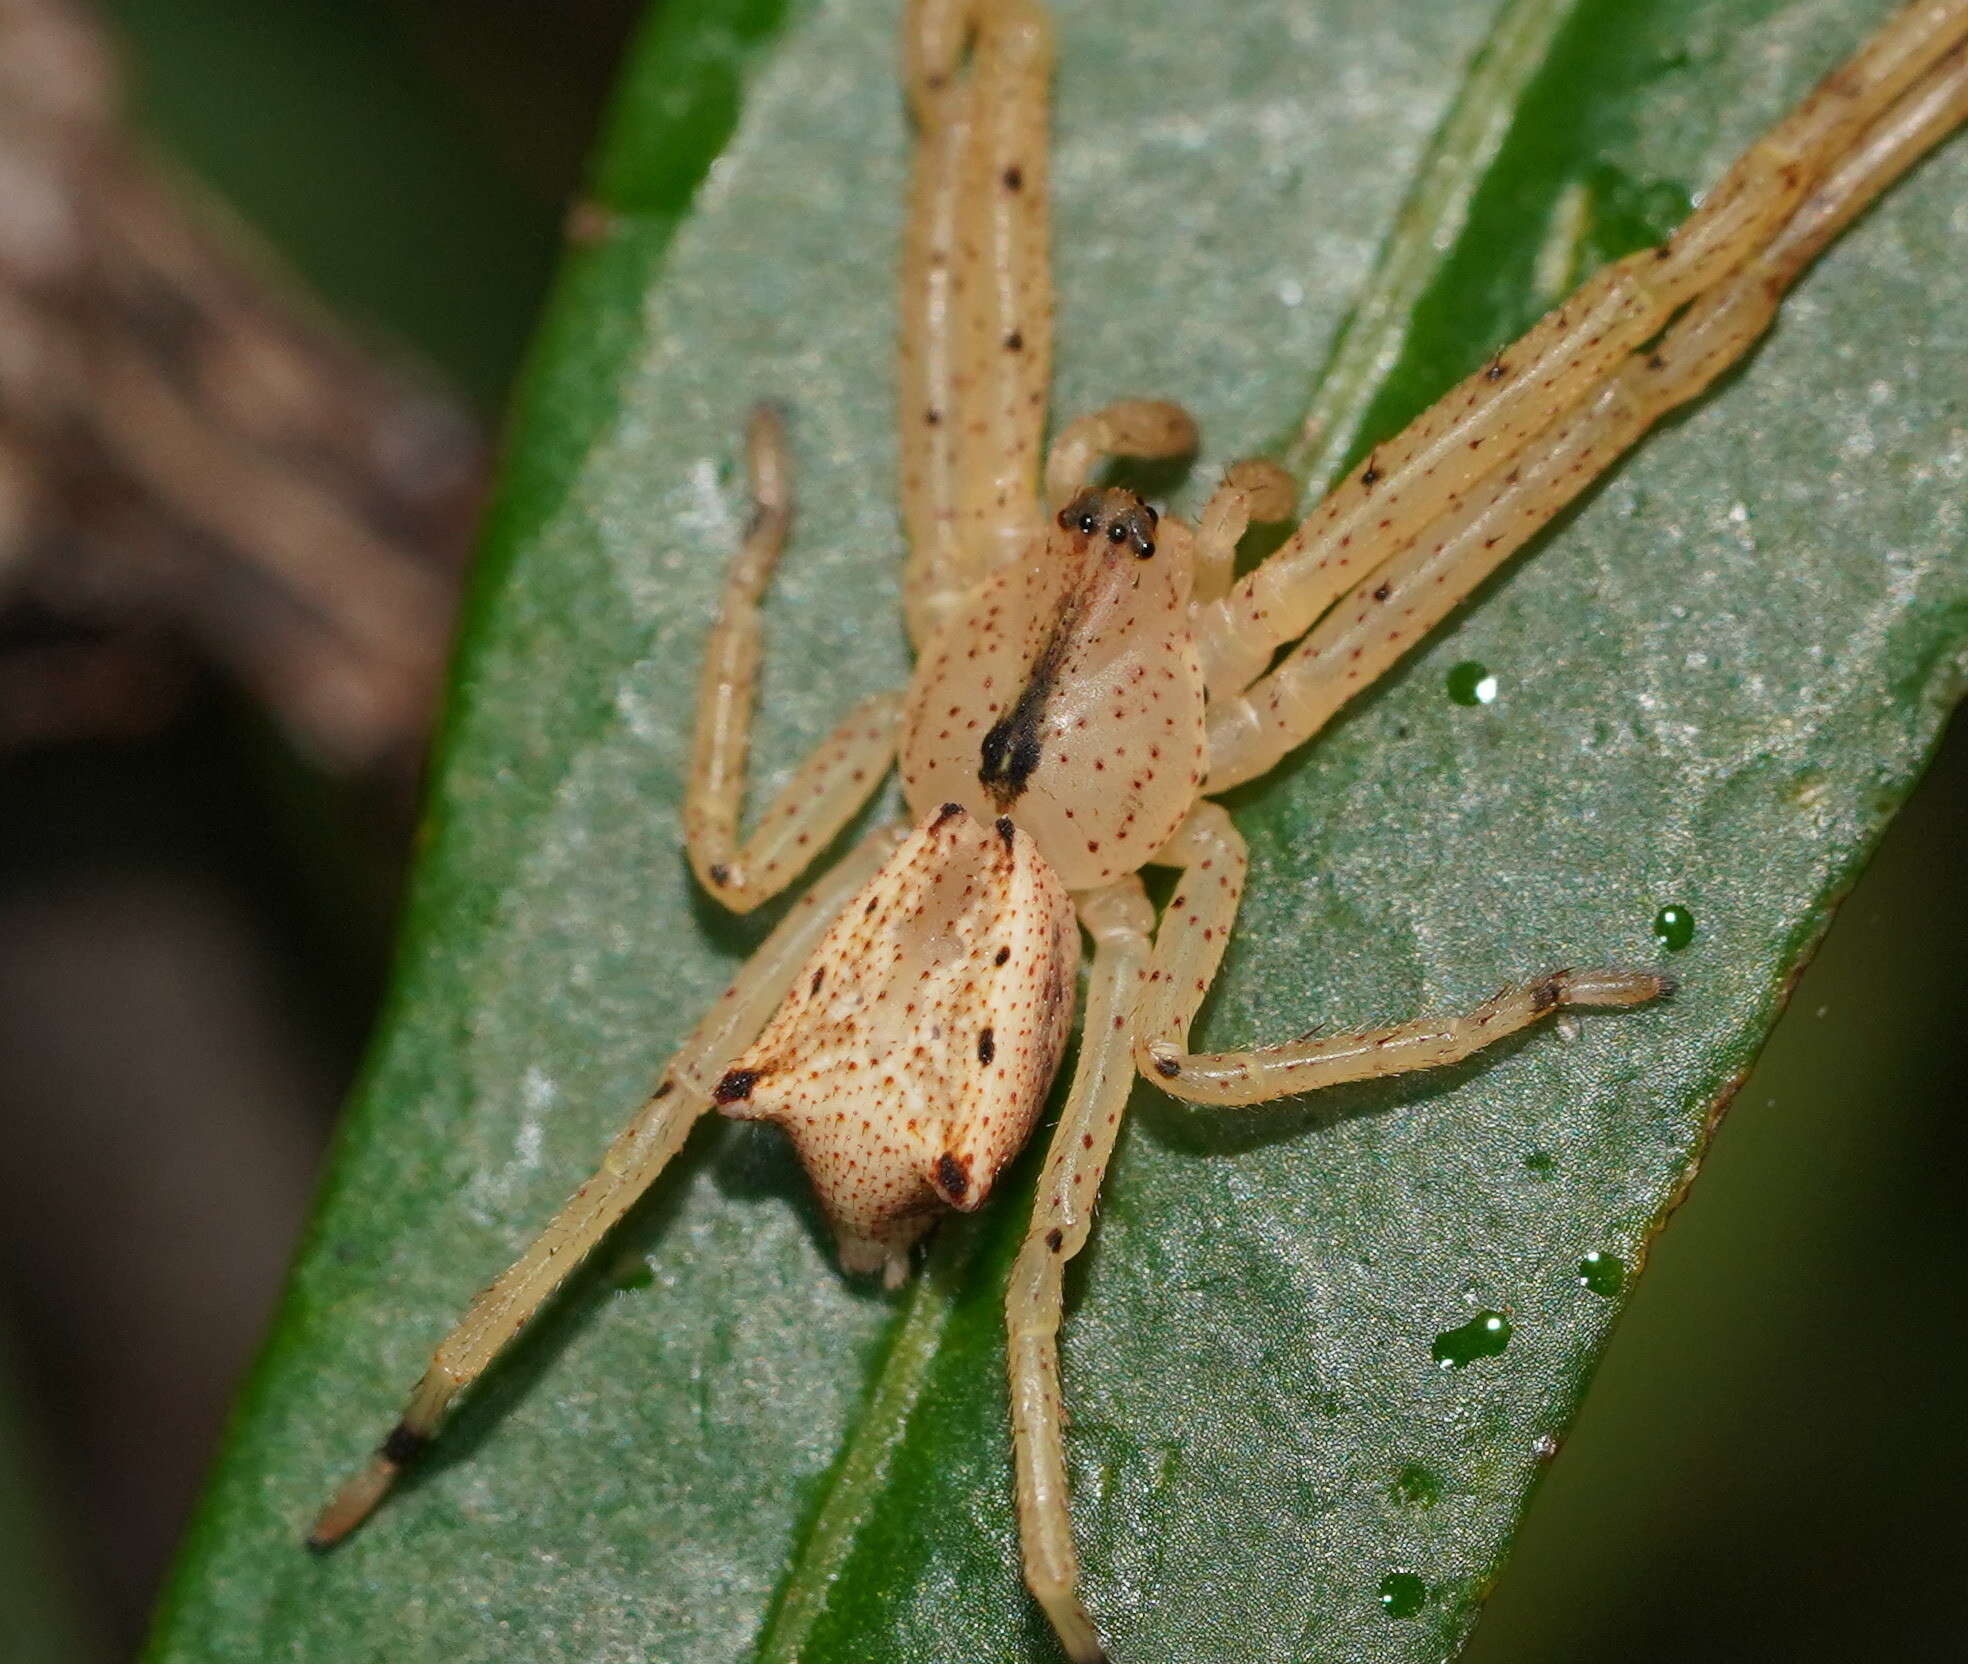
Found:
[1005,877,1153,1664]
[307,820,906,1549]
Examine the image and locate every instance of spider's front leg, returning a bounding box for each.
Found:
[1204,20,1968,792]
[1132,803,1666,1105]
[684,406,904,912]
[1006,877,1154,1664]
[899,0,1054,643]
[307,819,905,1548]
[1192,0,1968,728]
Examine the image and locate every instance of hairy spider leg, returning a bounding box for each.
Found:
[1191,0,1968,707]
[684,405,903,911]
[1134,804,1667,1103]
[307,820,907,1548]
[1004,878,1154,1664]
[1207,25,1968,791]
[900,0,1054,644]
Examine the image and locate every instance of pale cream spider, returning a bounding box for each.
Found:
[310,1,1968,1658]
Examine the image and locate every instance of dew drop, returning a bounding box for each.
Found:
[1651,903,1695,951]
[1392,1463,1441,1507]
[1576,1250,1624,1298]
[1446,660,1499,706]
[1431,1310,1512,1368]
[1378,1571,1426,1619]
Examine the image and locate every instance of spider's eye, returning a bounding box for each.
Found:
[1076,512,1099,534]
[1134,537,1156,560]
[1144,504,1160,525]
[1106,522,1128,544]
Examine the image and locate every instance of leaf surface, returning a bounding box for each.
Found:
[146,1,1968,1660]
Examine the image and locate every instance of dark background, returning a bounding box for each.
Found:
[1,2,1961,1660]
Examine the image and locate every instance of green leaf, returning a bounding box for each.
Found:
[145,0,1968,1660]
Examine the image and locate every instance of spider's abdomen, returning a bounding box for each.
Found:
[712,803,1076,1284]
[899,488,1206,891]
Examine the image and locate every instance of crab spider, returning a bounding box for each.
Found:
[309,1,1968,1658]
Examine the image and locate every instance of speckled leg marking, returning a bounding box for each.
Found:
[684,406,904,912]
[1005,878,1153,1664]
[307,820,906,1548]
[1130,804,1665,1102]
[1194,0,1968,744]
[1152,969,1671,1107]
[1204,15,1968,790]
[899,0,1054,644]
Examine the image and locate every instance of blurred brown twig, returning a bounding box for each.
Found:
[0,0,484,775]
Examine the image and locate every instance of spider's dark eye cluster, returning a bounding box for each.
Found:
[1056,491,1159,559]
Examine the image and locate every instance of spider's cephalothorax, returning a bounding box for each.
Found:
[311,1,1968,1658]
[898,483,1205,891]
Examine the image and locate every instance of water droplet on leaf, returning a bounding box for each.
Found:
[1577,1250,1624,1298]
[1378,1572,1426,1619]
[1432,1310,1512,1368]
[1652,903,1695,950]
[1446,660,1499,706]
[610,1257,655,1292]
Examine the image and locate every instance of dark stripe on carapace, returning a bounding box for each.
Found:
[978,589,1086,809]
[977,678,1049,807]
